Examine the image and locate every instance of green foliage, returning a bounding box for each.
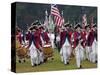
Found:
[16,49,97,73]
[15,2,97,31]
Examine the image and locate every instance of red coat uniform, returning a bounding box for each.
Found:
[60,31,70,49]
[81,31,86,48]
[68,31,73,46]
[86,29,95,46]
[73,32,77,49]
[60,31,66,49]
[41,32,50,44]
[73,31,82,49]
[17,32,22,44]
[25,31,31,41]
[34,30,42,49]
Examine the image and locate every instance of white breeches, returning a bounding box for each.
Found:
[38,51,44,63]
[29,42,44,66]
[91,40,97,63]
[29,46,39,66]
[75,44,84,68]
[85,40,97,63]
[60,45,71,64]
[85,46,92,61]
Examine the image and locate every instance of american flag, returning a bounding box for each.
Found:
[61,11,65,25]
[51,4,64,27]
[82,14,87,28]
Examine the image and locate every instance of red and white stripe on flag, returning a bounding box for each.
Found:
[51,5,63,27]
[82,14,87,28]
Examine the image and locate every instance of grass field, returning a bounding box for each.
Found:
[16,49,97,73]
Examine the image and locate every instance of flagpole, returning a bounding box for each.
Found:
[61,10,64,27]
[44,10,49,31]
[50,4,56,32]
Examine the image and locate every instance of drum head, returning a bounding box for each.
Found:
[43,44,51,47]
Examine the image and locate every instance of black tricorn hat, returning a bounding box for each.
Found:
[85,24,90,29]
[64,23,70,27]
[32,20,41,26]
[39,26,44,30]
[75,24,81,29]
[69,24,73,28]
[93,24,97,27]
[29,25,37,30]
[29,26,33,30]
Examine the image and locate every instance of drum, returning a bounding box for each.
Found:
[43,44,53,58]
[16,39,21,50]
[17,47,28,59]
[16,40,28,59]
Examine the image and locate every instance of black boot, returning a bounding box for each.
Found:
[23,59,26,63]
[51,57,54,60]
[80,65,82,69]
[18,60,21,63]
[78,65,82,69]
[44,58,47,62]
[95,60,97,63]
[67,62,69,65]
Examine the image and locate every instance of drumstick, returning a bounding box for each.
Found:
[38,45,43,52]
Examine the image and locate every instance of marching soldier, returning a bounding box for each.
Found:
[85,24,95,62]
[73,24,84,68]
[60,24,71,65]
[33,25,45,63]
[91,24,97,63]
[28,26,40,66]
